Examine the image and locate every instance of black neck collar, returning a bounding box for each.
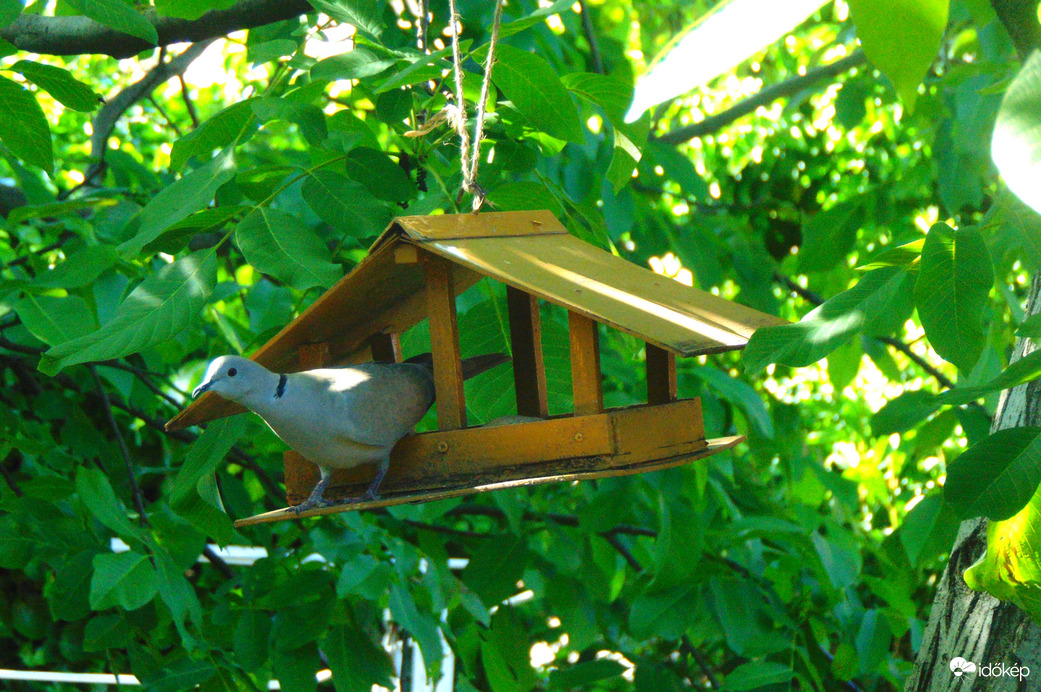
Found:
[275,374,288,399]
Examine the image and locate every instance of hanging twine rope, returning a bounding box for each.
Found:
[406,0,503,212]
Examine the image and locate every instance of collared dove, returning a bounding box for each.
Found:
[192,352,510,512]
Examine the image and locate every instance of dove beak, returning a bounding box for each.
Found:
[192,380,214,398]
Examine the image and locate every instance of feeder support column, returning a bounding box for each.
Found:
[507,286,549,418]
[424,254,467,430]
[646,344,677,404]
[568,311,603,416]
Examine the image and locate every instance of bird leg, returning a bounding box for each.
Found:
[360,458,389,501]
[291,467,333,514]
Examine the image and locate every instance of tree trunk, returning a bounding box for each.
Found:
[906,278,1041,690]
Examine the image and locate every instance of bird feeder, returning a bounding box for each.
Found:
[167,211,784,527]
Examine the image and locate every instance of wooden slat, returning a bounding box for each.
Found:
[396,210,568,240]
[646,343,677,404]
[506,286,549,418]
[569,311,603,416]
[369,332,402,363]
[236,405,728,526]
[298,342,331,369]
[424,254,466,430]
[285,412,616,504]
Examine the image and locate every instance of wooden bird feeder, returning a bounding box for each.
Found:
[166,211,784,527]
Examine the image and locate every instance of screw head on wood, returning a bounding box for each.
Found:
[437,442,449,453]
[574,433,584,441]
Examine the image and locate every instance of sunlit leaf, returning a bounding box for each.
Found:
[0,75,52,170]
[306,0,382,39]
[847,0,948,110]
[914,223,992,372]
[626,0,830,121]
[992,50,1041,216]
[170,100,255,170]
[743,268,909,372]
[41,251,217,374]
[10,60,99,111]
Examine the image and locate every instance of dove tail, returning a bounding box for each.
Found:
[404,352,511,380]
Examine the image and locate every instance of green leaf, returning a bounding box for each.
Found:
[154,0,238,19]
[272,644,319,692]
[302,168,392,237]
[936,349,1041,408]
[857,238,924,271]
[900,495,959,567]
[1017,312,1041,340]
[630,583,699,639]
[33,244,120,289]
[722,662,795,691]
[154,547,202,633]
[235,608,272,672]
[0,75,53,170]
[798,198,863,273]
[45,550,97,621]
[235,207,341,290]
[343,147,415,203]
[375,41,467,93]
[170,417,246,506]
[561,72,634,125]
[945,427,1041,520]
[460,536,527,605]
[388,584,443,675]
[306,0,383,39]
[7,197,117,225]
[71,0,158,44]
[914,223,993,372]
[75,467,144,541]
[992,50,1041,215]
[548,659,626,689]
[12,294,98,346]
[252,96,328,145]
[171,99,255,170]
[83,613,132,651]
[0,0,24,27]
[626,0,830,120]
[89,551,159,611]
[871,390,940,436]
[312,49,396,81]
[119,148,237,257]
[41,250,217,374]
[481,44,584,144]
[9,60,100,111]
[847,0,948,110]
[691,366,773,438]
[138,656,216,692]
[743,268,909,372]
[323,624,395,691]
[140,205,246,256]
[498,0,573,38]
[965,489,1041,620]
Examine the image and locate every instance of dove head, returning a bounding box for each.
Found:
[193,356,274,404]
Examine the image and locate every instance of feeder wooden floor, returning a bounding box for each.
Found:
[234,399,740,527]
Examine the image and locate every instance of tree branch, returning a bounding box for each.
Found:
[0,0,312,59]
[578,1,604,76]
[656,51,867,145]
[90,365,150,526]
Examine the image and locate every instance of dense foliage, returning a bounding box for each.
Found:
[1,0,1041,689]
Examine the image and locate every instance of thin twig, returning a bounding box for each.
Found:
[90,366,150,526]
[147,95,183,137]
[578,1,604,75]
[681,635,721,689]
[202,545,235,579]
[601,532,641,570]
[179,75,200,128]
[656,52,866,145]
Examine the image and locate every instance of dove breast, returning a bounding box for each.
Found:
[250,362,436,471]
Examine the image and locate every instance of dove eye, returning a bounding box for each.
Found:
[228,368,238,377]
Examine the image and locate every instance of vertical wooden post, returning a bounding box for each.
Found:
[568,311,603,416]
[424,255,466,430]
[369,332,402,363]
[507,286,549,418]
[646,343,677,405]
